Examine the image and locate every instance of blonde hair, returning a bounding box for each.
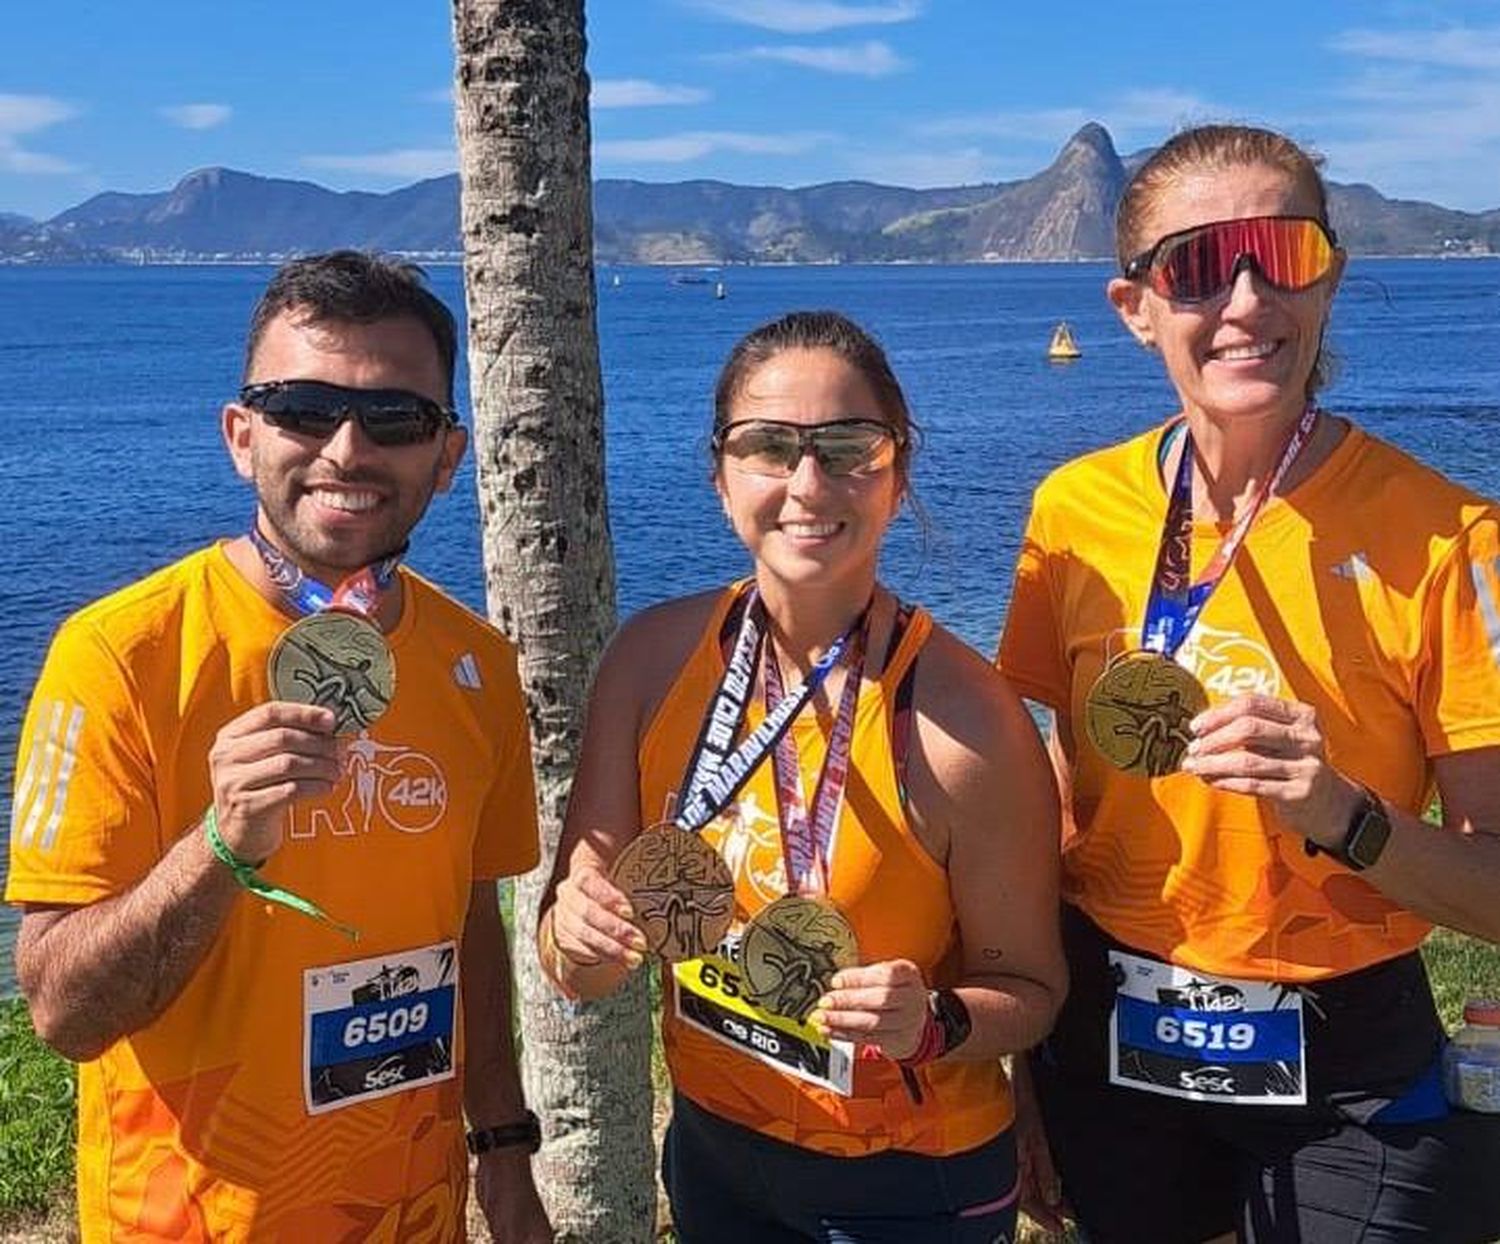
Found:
[1115,124,1330,266]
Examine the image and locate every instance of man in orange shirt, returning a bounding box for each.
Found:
[7,251,550,1242]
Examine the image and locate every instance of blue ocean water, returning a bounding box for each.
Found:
[3,260,1499,991]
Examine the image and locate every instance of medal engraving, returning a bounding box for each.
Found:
[611,824,735,963]
[1085,651,1207,777]
[739,895,859,1022]
[268,611,395,734]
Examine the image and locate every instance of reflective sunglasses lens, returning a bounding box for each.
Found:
[814,426,894,475]
[261,407,343,438]
[358,405,441,446]
[722,424,802,475]
[1154,218,1332,301]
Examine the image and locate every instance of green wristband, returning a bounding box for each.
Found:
[203,806,360,940]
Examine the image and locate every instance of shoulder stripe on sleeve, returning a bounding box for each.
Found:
[12,701,85,851]
[1472,559,1500,672]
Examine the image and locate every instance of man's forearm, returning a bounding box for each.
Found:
[460,882,529,1127]
[16,821,243,1060]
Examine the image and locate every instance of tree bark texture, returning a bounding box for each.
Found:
[452,3,656,1239]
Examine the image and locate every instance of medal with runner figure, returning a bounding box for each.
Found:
[739,895,859,1023]
[251,525,402,735]
[1085,651,1206,778]
[611,822,735,963]
[268,609,396,735]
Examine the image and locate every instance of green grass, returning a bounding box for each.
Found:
[0,999,76,1223]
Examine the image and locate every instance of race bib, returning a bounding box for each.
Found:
[673,934,855,1096]
[303,941,458,1114]
[1108,950,1307,1105]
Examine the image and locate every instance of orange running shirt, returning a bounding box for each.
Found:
[643,586,1013,1157]
[7,544,539,1242]
[999,421,1500,982]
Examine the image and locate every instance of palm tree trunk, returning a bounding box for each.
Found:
[452,3,655,1239]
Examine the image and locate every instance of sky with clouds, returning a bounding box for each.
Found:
[4,0,1500,220]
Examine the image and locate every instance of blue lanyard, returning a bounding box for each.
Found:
[248,525,404,618]
[1142,404,1318,657]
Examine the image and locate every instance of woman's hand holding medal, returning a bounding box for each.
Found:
[807,958,928,1058]
[550,865,649,973]
[1181,694,1359,846]
[207,701,342,864]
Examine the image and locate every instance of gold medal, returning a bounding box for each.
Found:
[610,823,735,963]
[267,610,395,735]
[1085,651,1206,777]
[738,895,859,1023]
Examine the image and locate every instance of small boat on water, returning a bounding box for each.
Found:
[1047,321,1081,362]
[670,272,711,286]
[714,281,726,300]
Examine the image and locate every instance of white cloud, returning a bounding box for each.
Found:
[0,93,80,176]
[593,79,710,108]
[595,129,829,163]
[914,89,1219,149]
[1330,25,1500,71]
[160,103,232,131]
[846,146,997,187]
[1315,25,1500,208]
[731,39,906,76]
[302,148,457,178]
[0,94,76,135]
[915,108,1091,143]
[685,0,923,34]
[1106,89,1218,134]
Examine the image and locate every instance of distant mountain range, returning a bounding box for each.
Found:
[5,124,1499,265]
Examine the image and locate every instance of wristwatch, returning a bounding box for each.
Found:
[466,1109,542,1156]
[1306,786,1392,872]
[1337,787,1393,871]
[929,988,973,1056]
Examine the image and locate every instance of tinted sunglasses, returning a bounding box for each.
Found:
[713,418,902,478]
[1123,215,1338,304]
[238,380,458,447]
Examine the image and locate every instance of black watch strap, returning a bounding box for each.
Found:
[1303,785,1392,872]
[466,1108,541,1156]
[930,987,972,1056]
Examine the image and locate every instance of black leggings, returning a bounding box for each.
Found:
[663,1093,1020,1243]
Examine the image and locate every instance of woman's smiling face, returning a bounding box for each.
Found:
[1109,162,1344,430]
[715,347,901,595]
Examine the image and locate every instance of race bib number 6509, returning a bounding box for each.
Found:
[303,941,458,1115]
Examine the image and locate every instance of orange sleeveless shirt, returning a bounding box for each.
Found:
[640,586,1013,1157]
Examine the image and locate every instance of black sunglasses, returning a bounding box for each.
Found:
[238,380,458,447]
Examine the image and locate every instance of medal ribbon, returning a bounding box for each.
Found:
[248,524,404,618]
[1142,404,1318,657]
[764,620,867,896]
[673,589,863,833]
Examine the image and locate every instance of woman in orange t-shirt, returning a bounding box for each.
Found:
[539,311,1064,1242]
[1000,123,1500,1243]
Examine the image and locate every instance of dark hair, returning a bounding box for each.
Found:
[1115,124,1337,396]
[712,310,919,487]
[244,250,458,404]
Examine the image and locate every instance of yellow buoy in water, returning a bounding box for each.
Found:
[1047,321,1081,362]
